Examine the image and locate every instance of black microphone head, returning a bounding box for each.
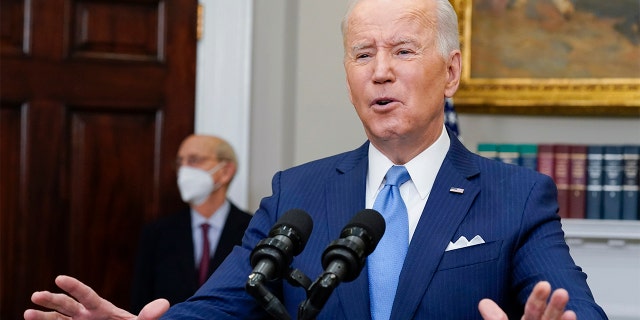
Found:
[341,209,385,254]
[319,209,386,282]
[270,209,313,255]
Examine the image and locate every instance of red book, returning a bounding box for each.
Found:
[553,145,571,219]
[537,144,555,178]
[568,145,588,219]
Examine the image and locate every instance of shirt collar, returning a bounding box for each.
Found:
[191,200,230,230]
[367,125,450,199]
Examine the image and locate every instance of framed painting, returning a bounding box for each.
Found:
[450,0,640,116]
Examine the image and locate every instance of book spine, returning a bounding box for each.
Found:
[602,145,624,220]
[568,145,587,219]
[553,144,571,219]
[622,145,639,220]
[518,144,538,172]
[497,144,520,165]
[477,143,498,161]
[537,144,555,179]
[586,146,604,219]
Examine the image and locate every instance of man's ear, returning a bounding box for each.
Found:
[220,161,236,185]
[444,50,461,98]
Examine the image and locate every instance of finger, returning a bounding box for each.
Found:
[31,291,81,317]
[561,310,577,320]
[523,281,552,320]
[543,288,570,319]
[24,309,71,320]
[138,299,170,320]
[478,298,508,320]
[54,275,102,310]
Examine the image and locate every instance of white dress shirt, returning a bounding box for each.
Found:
[191,200,230,266]
[366,125,450,241]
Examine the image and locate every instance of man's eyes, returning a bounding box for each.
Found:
[355,50,413,58]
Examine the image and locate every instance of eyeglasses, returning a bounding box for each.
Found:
[175,155,216,169]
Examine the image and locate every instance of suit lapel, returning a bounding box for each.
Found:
[391,133,481,319]
[212,204,242,271]
[324,142,372,320]
[317,134,481,319]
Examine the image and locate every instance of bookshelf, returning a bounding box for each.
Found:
[562,218,640,241]
[455,116,639,319]
[561,219,640,320]
[473,141,639,319]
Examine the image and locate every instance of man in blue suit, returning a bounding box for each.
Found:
[25,0,606,319]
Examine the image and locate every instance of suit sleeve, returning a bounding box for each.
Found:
[511,174,608,319]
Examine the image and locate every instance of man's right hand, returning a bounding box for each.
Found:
[23,275,170,320]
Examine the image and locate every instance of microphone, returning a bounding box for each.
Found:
[246,209,313,320]
[298,209,385,320]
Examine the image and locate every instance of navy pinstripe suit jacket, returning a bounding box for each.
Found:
[162,129,607,319]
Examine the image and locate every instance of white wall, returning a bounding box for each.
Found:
[293,2,365,165]
[248,0,298,214]
[195,0,252,209]
[457,114,640,151]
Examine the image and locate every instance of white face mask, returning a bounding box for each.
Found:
[177,162,226,206]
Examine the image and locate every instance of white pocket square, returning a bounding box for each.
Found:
[445,235,485,252]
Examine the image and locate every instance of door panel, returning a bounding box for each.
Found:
[0,0,197,317]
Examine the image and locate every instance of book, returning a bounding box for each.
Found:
[602,145,624,220]
[477,143,498,161]
[537,144,555,179]
[622,145,639,220]
[497,144,519,165]
[518,144,538,172]
[553,144,571,219]
[568,145,587,219]
[586,145,604,219]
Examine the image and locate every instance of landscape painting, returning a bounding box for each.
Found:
[450,0,640,116]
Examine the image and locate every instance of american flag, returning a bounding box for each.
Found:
[444,97,461,138]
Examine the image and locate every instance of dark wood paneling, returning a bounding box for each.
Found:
[21,100,70,307]
[0,101,27,314]
[72,1,165,61]
[0,0,197,317]
[67,109,159,299]
[2,60,166,102]
[0,0,28,55]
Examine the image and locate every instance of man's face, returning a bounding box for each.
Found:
[175,136,218,171]
[343,0,460,151]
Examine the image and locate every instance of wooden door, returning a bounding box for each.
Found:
[0,0,197,317]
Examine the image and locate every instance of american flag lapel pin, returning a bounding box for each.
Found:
[449,187,464,194]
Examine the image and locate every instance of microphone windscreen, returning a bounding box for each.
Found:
[271,209,314,254]
[342,209,385,251]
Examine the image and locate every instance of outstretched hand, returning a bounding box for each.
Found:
[478,281,577,320]
[23,275,169,320]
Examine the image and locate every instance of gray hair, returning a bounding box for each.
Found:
[341,0,460,59]
[214,138,238,166]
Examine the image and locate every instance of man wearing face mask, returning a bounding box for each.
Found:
[129,134,252,313]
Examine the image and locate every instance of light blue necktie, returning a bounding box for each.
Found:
[368,165,411,320]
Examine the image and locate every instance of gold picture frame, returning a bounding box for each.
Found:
[450,0,640,117]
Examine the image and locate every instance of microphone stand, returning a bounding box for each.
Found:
[246,267,313,320]
[297,254,353,320]
[297,269,342,320]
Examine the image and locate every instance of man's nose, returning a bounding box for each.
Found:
[372,54,395,84]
